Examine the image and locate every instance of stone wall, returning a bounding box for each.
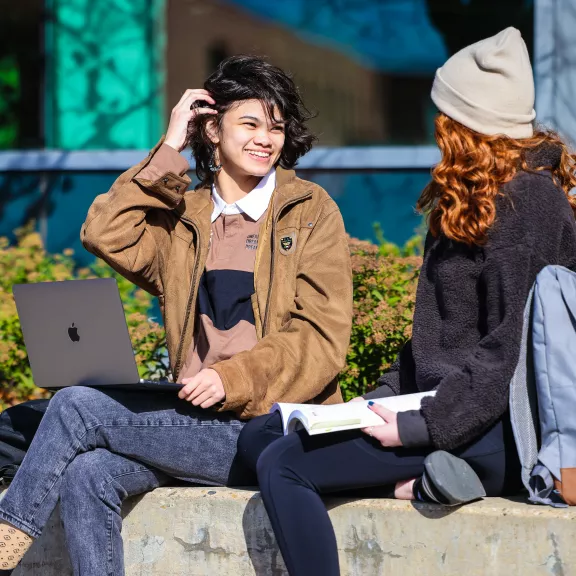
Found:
[14,487,576,575]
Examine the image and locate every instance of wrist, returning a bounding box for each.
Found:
[164,139,182,152]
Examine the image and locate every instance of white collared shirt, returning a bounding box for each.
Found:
[210,169,276,223]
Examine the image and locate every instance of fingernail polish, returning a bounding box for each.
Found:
[368,401,374,406]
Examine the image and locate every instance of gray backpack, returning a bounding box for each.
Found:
[510,265,576,507]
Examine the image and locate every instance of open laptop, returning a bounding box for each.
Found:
[12,278,182,392]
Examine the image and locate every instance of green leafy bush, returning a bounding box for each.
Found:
[0,225,167,410]
[339,236,422,401]
[0,225,422,408]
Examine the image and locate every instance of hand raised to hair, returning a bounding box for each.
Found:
[164,89,218,152]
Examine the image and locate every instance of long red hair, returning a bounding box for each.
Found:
[417,114,576,246]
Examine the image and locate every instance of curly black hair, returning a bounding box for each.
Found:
[186,55,316,188]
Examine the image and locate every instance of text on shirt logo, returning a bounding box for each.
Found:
[246,234,259,250]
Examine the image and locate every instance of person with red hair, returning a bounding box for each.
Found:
[238,27,576,576]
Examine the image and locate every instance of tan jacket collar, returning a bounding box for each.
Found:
[178,166,304,224]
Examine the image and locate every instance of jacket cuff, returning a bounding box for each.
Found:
[133,142,191,207]
[210,361,250,415]
[363,384,397,400]
[397,410,431,448]
[139,142,190,177]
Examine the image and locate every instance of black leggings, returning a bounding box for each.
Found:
[238,412,521,576]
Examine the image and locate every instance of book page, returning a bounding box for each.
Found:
[271,391,435,436]
[371,391,435,413]
[292,402,379,434]
[270,403,313,434]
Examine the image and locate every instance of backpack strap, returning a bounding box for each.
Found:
[508,287,539,493]
[509,281,568,508]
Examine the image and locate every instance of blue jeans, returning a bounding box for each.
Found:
[0,386,247,575]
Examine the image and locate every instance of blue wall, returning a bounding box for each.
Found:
[0,169,429,264]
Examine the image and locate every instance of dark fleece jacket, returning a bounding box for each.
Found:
[364,145,576,450]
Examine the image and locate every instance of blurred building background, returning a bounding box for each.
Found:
[0,0,573,262]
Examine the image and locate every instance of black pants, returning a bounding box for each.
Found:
[0,399,49,484]
[238,412,521,576]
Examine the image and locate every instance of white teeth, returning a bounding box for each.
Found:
[247,151,271,158]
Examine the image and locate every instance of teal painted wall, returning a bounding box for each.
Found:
[0,169,428,266]
[45,0,165,149]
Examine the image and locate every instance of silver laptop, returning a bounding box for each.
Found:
[13,278,182,392]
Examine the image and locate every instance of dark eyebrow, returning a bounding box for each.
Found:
[239,115,286,125]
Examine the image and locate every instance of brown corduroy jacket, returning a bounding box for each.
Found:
[81,140,353,419]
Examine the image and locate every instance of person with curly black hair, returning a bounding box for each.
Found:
[187,55,317,189]
[0,56,352,575]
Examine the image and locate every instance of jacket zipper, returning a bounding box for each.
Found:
[174,188,312,371]
[173,219,202,380]
[261,190,313,336]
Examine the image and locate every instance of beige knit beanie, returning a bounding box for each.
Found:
[431,27,536,139]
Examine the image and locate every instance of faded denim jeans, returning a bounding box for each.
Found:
[0,386,247,575]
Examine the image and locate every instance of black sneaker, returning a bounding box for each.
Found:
[420,451,486,505]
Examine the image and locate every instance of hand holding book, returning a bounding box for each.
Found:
[271,391,435,436]
[361,401,402,447]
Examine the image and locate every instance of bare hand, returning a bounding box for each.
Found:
[348,397,364,402]
[165,89,218,152]
[361,402,402,447]
[178,368,225,408]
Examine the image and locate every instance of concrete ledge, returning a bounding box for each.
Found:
[14,487,576,575]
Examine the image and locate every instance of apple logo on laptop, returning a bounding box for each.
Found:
[68,323,80,343]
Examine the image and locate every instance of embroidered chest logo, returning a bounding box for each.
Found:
[280,236,293,251]
[246,234,259,250]
[279,232,297,255]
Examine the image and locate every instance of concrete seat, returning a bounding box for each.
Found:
[14,487,576,575]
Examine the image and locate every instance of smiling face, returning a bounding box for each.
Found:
[208,99,286,179]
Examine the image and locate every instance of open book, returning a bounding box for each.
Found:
[271,391,436,436]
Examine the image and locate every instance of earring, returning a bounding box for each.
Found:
[208,150,222,173]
